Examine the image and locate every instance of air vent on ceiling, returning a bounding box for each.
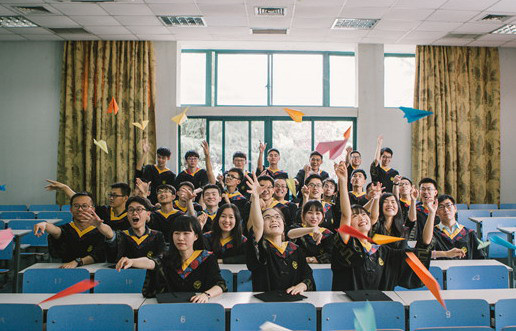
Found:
[12,6,53,15]
[332,18,379,30]
[255,7,286,16]
[480,14,512,22]
[491,24,516,35]
[50,27,90,34]
[159,16,206,27]
[251,28,288,35]
[443,33,482,39]
[0,16,38,27]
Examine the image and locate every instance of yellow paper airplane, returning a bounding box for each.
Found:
[171,107,189,126]
[284,108,304,123]
[286,178,297,197]
[93,139,109,154]
[132,120,149,131]
[372,233,405,245]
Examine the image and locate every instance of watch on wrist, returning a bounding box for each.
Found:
[75,258,83,267]
[203,292,211,298]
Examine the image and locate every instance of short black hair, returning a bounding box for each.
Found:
[418,177,437,189]
[257,175,274,187]
[232,151,247,160]
[323,178,337,189]
[381,147,393,156]
[366,182,373,191]
[302,200,324,218]
[438,194,456,205]
[267,148,280,156]
[184,150,199,159]
[177,181,195,191]
[111,182,131,197]
[157,147,171,157]
[156,184,176,195]
[401,177,413,185]
[310,151,323,159]
[126,196,153,210]
[70,192,94,206]
[203,184,221,196]
[350,150,361,157]
[305,174,323,186]
[351,169,367,180]
[227,168,244,181]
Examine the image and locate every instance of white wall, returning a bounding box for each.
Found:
[0,41,62,205]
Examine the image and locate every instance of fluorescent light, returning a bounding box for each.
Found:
[0,16,37,28]
[491,24,516,35]
[332,18,379,30]
[159,16,206,27]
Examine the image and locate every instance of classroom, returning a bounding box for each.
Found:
[1,0,516,330]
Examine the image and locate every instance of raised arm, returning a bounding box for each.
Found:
[369,182,382,225]
[34,221,62,239]
[136,139,150,171]
[392,175,401,199]
[421,199,437,245]
[82,209,114,239]
[246,173,264,241]
[256,142,267,174]
[345,146,353,166]
[202,141,216,184]
[408,186,418,222]
[374,135,383,166]
[116,257,156,271]
[335,161,351,242]
[45,179,75,198]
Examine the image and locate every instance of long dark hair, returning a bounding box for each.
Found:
[350,204,373,237]
[377,193,406,238]
[167,215,203,269]
[210,203,244,254]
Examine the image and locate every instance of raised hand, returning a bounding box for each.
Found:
[198,213,208,229]
[44,179,66,192]
[245,173,262,197]
[427,198,438,214]
[371,182,384,200]
[135,178,151,198]
[334,161,348,181]
[33,222,47,237]
[393,175,402,185]
[201,140,210,157]
[410,187,419,201]
[376,135,383,147]
[78,209,103,228]
[142,139,150,154]
[258,141,267,153]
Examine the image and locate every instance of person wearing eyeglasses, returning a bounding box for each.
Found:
[85,196,166,263]
[293,151,329,201]
[175,141,213,192]
[411,177,440,242]
[33,192,106,268]
[148,184,184,244]
[370,135,399,193]
[221,167,247,216]
[345,147,362,190]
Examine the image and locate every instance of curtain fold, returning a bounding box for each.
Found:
[57,41,156,205]
[412,46,500,204]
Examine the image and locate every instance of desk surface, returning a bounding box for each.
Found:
[3,219,61,225]
[143,291,403,309]
[11,229,31,237]
[470,217,516,223]
[430,259,512,271]
[0,293,146,310]
[498,227,516,235]
[394,288,516,305]
[19,263,112,274]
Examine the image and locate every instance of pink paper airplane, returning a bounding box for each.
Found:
[316,139,348,160]
[0,228,14,250]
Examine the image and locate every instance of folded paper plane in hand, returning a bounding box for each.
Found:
[171,107,189,126]
[107,97,119,115]
[283,108,304,123]
[476,237,491,250]
[316,140,348,160]
[132,120,149,131]
[0,228,14,250]
[399,107,433,123]
[93,139,109,154]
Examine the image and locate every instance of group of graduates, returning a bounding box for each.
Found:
[35,135,486,302]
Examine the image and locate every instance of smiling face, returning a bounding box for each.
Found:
[267,151,280,167]
[203,188,221,208]
[172,229,198,252]
[419,183,438,205]
[302,206,323,227]
[273,179,287,200]
[157,187,175,204]
[259,179,274,201]
[380,151,392,167]
[382,195,398,217]
[225,171,241,188]
[350,152,361,167]
[307,178,323,200]
[71,195,94,223]
[399,179,412,196]
[351,208,372,234]
[218,207,236,233]
[262,208,284,236]
[127,201,150,230]
[309,154,322,171]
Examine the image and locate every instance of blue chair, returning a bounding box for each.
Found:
[47,304,133,331]
[395,266,444,290]
[496,299,516,331]
[60,205,70,211]
[479,217,516,241]
[409,299,490,331]
[0,220,4,229]
[28,204,60,212]
[500,204,516,209]
[455,204,468,210]
[470,204,498,210]
[220,269,234,292]
[0,241,14,279]
[0,212,35,219]
[457,210,490,232]
[0,304,42,331]
[23,268,90,293]
[487,232,514,259]
[322,301,405,331]
[491,210,516,217]
[93,269,146,293]
[231,303,316,331]
[236,269,252,292]
[413,327,493,330]
[139,303,225,331]
[8,220,47,247]
[37,212,73,225]
[313,268,332,291]
[446,265,509,289]
[0,205,26,211]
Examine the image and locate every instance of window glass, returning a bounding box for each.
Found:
[208,121,223,175]
[384,56,415,108]
[179,118,206,169]
[330,55,356,107]
[180,52,206,105]
[314,121,354,175]
[272,120,312,177]
[250,121,265,173]
[225,121,249,172]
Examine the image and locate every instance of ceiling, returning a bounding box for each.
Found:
[0,0,515,48]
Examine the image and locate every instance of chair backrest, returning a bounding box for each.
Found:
[492,210,516,217]
[139,303,225,331]
[414,327,494,330]
[0,304,42,331]
[0,220,4,229]
[455,204,469,210]
[236,269,252,292]
[487,232,512,259]
[37,212,73,225]
[457,210,490,231]
[395,266,444,291]
[47,304,133,331]
[446,265,508,290]
[480,218,516,241]
[28,204,60,212]
[495,299,516,331]
[322,301,405,331]
[470,204,498,210]
[409,299,490,331]
[313,268,332,291]
[0,211,35,219]
[231,303,316,331]
[500,204,516,209]
[220,269,234,292]
[8,220,47,246]
[23,268,90,293]
[60,205,70,211]
[0,241,14,260]
[0,205,26,211]
[93,269,146,293]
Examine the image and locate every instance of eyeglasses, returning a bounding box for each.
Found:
[72,204,92,210]
[260,185,273,190]
[438,203,454,210]
[264,214,283,221]
[274,185,287,189]
[420,187,435,192]
[307,183,323,188]
[226,174,240,180]
[128,207,147,214]
[108,194,125,198]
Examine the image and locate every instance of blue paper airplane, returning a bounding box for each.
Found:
[491,235,516,250]
[399,107,433,123]
[0,185,5,191]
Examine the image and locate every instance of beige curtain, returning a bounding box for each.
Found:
[57,41,156,205]
[412,45,500,204]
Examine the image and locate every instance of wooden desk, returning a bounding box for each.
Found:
[394,288,516,306]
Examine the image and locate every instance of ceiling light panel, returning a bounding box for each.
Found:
[491,24,516,34]
[0,16,37,28]
[332,18,379,30]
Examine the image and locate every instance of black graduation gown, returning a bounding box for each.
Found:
[432,224,486,260]
[48,222,106,263]
[95,206,130,231]
[203,232,248,263]
[148,209,184,243]
[349,192,368,206]
[175,169,209,190]
[138,165,176,204]
[370,162,399,193]
[289,224,334,263]
[106,227,166,263]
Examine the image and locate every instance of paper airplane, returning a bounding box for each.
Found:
[405,252,446,310]
[132,120,149,131]
[0,228,14,250]
[398,107,433,123]
[284,108,304,123]
[286,178,297,197]
[0,185,5,191]
[39,279,99,304]
[93,139,109,154]
[353,301,377,331]
[344,126,351,140]
[107,97,119,115]
[171,107,189,126]
[337,224,374,243]
[372,233,405,245]
[316,139,348,160]
[476,237,491,250]
[490,235,516,250]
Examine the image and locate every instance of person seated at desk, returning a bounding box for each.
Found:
[117,215,227,303]
[33,192,106,268]
[148,185,184,244]
[431,194,486,260]
[245,173,315,295]
[203,203,247,264]
[87,196,166,263]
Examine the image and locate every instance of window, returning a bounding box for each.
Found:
[180,52,206,105]
[330,55,356,107]
[384,54,415,108]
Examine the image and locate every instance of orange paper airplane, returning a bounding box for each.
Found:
[344,126,351,140]
[107,97,119,115]
[405,252,446,310]
[284,108,304,123]
[372,234,405,245]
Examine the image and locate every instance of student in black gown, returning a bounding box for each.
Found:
[117,215,226,302]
